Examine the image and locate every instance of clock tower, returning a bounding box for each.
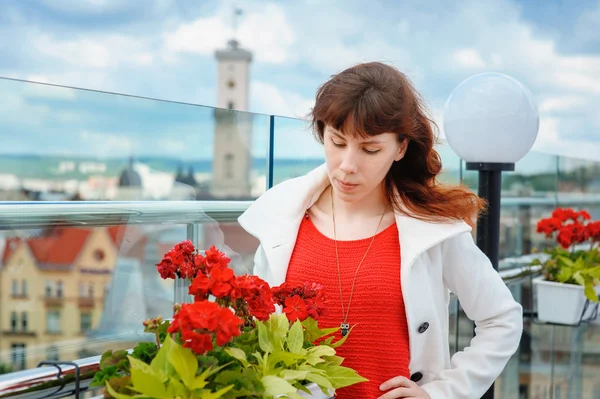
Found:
[210,38,254,198]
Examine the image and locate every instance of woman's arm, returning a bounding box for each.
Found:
[421,232,523,399]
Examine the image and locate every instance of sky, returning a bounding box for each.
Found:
[0,0,599,162]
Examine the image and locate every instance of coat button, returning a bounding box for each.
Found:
[410,372,423,382]
[418,322,429,333]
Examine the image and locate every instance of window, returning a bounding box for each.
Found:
[21,312,28,332]
[88,283,94,298]
[11,344,26,370]
[47,311,61,334]
[12,280,18,296]
[80,312,93,333]
[79,282,85,298]
[21,280,27,297]
[227,101,235,110]
[10,312,17,332]
[93,249,105,261]
[56,281,63,298]
[47,345,60,362]
[45,280,53,297]
[225,154,234,179]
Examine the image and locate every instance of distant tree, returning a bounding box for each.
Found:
[0,363,14,375]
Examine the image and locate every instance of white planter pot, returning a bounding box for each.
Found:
[533,276,599,325]
[297,382,334,399]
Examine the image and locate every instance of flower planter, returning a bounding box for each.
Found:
[533,276,600,325]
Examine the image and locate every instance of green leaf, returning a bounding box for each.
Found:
[131,342,158,364]
[261,375,297,397]
[573,271,585,286]
[280,369,308,381]
[306,372,333,389]
[225,347,249,367]
[267,314,291,351]
[584,283,599,302]
[325,365,369,389]
[167,338,199,389]
[301,318,337,342]
[574,256,586,270]
[200,385,235,399]
[100,350,128,370]
[558,256,575,268]
[106,382,143,399]
[192,363,232,390]
[166,378,187,397]
[150,333,173,376]
[557,266,573,283]
[128,356,169,398]
[287,321,304,354]
[323,355,344,366]
[268,350,305,367]
[257,322,273,353]
[307,345,335,358]
[587,266,600,278]
[90,366,119,387]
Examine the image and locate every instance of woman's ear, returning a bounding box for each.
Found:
[395,138,409,162]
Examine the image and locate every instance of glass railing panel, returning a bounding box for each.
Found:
[0,77,271,202]
[0,202,255,376]
[498,152,559,263]
[557,156,600,217]
[272,115,324,186]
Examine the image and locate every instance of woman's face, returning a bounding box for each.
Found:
[323,125,408,204]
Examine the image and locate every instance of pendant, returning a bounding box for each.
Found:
[340,323,349,337]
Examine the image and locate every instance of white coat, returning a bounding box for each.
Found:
[238,164,523,399]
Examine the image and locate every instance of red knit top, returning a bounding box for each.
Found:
[286,215,410,399]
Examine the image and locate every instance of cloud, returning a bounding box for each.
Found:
[250,81,314,118]
[163,3,295,64]
[34,34,156,69]
[539,96,588,113]
[452,49,487,69]
[80,130,137,157]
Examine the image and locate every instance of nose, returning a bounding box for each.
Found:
[339,148,358,175]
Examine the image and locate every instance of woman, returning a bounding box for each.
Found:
[238,62,523,399]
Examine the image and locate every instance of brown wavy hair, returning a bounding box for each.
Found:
[310,61,486,222]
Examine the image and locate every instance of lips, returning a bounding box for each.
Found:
[336,179,359,191]
[339,181,357,187]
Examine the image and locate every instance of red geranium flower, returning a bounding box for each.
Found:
[181,329,214,354]
[209,267,235,298]
[204,245,231,271]
[189,273,211,300]
[283,295,310,322]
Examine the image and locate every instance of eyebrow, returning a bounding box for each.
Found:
[330,130,382,145]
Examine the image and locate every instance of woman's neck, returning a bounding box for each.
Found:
[323,184,389,222]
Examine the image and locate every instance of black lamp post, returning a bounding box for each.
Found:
[443,73,539,399]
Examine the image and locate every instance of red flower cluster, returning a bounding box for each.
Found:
[537,208,599,249]
[231,275,275,321]
[157,241,328,355]
[167,300,243,355]
[156,242,230,280]
[273,282,327,322]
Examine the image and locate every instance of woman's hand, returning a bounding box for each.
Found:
[378,376,431,399]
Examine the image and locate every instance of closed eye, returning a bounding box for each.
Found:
[363,149,380,154]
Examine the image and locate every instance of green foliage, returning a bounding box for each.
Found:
[98,314,367,398]
[0,363,14,375]
[106,335,234,399]
[533,247,600,302]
